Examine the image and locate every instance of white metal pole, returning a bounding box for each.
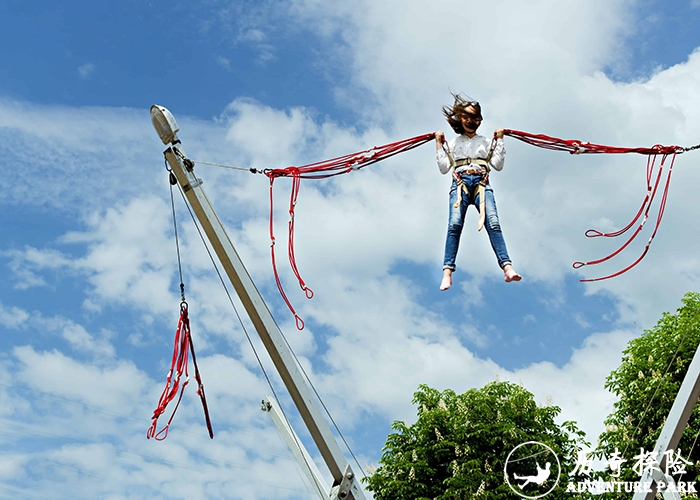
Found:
[263,395,330,499]
[632,343,700,500]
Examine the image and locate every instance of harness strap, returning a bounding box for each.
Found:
[443,139,497,231]
[452,158,489,169]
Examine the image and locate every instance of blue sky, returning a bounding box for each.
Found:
[0,0,344,119]
[2,1,700,499]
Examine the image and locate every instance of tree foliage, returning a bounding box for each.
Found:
[365,381,590,499]
[595,292,700,486]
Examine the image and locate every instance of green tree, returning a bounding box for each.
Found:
[365,381,590,499]
[595,292,700,490]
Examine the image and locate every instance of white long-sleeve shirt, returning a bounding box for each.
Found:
[436,134,506,175]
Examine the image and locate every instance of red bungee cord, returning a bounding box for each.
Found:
[147,301,214,440]
[503,129,684,282]
[264,132,435,330]
[258,127,695,323]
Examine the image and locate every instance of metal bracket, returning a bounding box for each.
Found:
[329,464,363,500]
[261,396,330,500]
[651,468,682,500]
[181,178,203,193]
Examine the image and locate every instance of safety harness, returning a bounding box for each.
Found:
[442,137,498,231]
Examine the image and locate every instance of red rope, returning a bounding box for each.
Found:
[577,153,676,282]
[258,127,684,318]
[147,302,214,440]
[268,176,306,330]
[264,132,435,329]
[504,129,681,281]
[583,155,656,240]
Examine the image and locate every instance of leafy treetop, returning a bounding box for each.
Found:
[365,381,590,499]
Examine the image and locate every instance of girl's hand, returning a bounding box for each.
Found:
[435,130,446,150]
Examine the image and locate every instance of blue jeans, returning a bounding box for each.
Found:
[443,173,512,271]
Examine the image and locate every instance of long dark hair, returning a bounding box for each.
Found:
[442,93,482,134]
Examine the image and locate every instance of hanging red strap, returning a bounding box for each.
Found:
[504,129,682,281]
[575,152,677,281]
[268,175,307,330]
[147,302,214,440]
[187,320,214,438]
[583,154,658,239]
[265,132,435,329]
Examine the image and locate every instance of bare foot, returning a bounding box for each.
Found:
[440,270,453,291]
[503,264,521,283]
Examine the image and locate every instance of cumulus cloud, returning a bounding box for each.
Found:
[4,246,75,289]
[513,328,637,444]
[0,302,30,329]
[0,340,318,499]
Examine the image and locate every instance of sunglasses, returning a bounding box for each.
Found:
[460,111,482,121]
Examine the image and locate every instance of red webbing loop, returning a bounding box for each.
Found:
[147,302,214,440]
[504,129,682,281]
[583,155,658,239]
[287,170,314,299]
[578,153,676,282]
[572,160,661,268]
[265,132,435,329]
[269,176,306,330]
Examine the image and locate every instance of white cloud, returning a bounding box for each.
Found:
[513,328,637,444]
[0,344,320,499]
[0,302,30,329]
[13,346,145,411]
[59,322,115,359]
[0,453,29,481]
[523,314,537,325]
[216,55,231,71]
[573,313,592,329]
[78,63,96,79]
[240,28,266,43]
[211,0,700,444]
[64,196,177,314]
[0,303,114,358]
[5,197,183,317]
[4,246,75,289]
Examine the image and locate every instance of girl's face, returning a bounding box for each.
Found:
[460,105,482,135]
